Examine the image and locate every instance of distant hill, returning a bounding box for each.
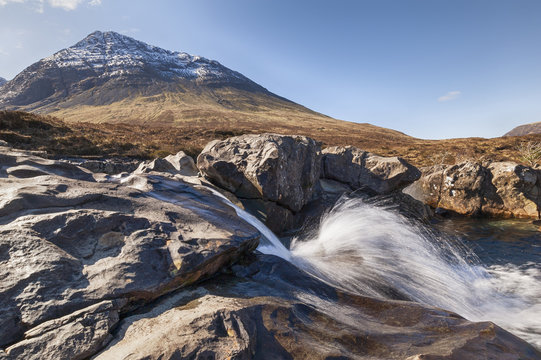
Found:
[505,122,541,136]
[0,77,6,87]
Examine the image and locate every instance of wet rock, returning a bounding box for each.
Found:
[240,198,296,234]
[197,134,321,213]
[0,149,259,354]
[405,161,541,219]
[322,146,421,194]
[93,254,541,360]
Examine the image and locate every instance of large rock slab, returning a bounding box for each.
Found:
[0,148,259,356]
[0,149,95,181]
[322,146,421,194]
[94,254,541,360]
[197,134,321,213]
[405,161,541,218]
[5,300,125,360]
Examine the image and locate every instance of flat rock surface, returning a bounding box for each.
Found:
[0,147,259,357]
[322,145,421,194]
[95,254,541,360]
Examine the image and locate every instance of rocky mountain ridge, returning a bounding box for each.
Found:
[0,31,274,112]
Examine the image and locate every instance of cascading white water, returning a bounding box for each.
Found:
[206,188,291,260]
[220,194,540,348]
[289,198,491,312]
[286,198,541,347]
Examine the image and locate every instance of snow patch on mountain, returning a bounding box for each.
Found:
[43,31,245,81]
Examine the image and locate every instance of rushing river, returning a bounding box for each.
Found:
[225,195,541,349]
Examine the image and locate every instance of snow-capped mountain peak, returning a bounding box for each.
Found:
[0,31,263,109]
[43,30,242,81]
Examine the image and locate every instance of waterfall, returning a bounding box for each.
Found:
[217,193,541,348]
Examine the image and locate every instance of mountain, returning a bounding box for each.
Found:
[0,77,6,87]
[0,31,332,127]
[0,31,412,148]
[505,122,541,136]
[0,31,268,110]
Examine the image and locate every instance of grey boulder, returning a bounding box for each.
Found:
[197,134,321,213]
[134,150,198,176]
[322,146,421,194]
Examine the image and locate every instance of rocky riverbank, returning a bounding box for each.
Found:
[1,135,540,359]
[405,161,541,219]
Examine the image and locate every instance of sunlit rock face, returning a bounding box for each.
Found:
[198,133,321,211]
[406,161,541,218]
[321,145,421,194]
[197,133,322,233]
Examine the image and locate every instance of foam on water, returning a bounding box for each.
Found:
[482,263,541,347]
[229,195,541,348]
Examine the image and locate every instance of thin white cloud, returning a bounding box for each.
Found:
[0,0,100,11]
[0,0,25,6]
[120,28,140,35]
[438,90,461,102]
[48,0,83,10]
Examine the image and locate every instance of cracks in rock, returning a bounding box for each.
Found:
[435,166,448,210]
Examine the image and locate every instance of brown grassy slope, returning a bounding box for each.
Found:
[45,88,411,144]
[1,110,540,167]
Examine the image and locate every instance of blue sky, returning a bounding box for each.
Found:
[0,0,540,139]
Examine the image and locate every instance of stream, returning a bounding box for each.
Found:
[226,195,541,349]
